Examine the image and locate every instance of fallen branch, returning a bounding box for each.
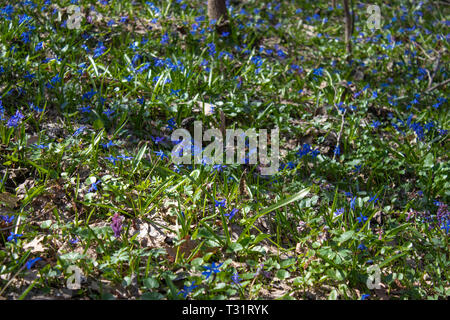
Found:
[427,51,443,90]
[425,78,450,94]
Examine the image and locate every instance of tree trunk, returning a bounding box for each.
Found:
[207,0,229,33]
[343,0,352,55]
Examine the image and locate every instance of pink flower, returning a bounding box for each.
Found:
[111,213,123,238]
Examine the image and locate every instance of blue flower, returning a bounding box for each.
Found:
[7,110,24,128]
[7,232,23,243]
[93,42,106,58]
[1,215,14,223]
[103,108,115,118]
[31,144,48,150]
[29,102,43,112]
[368,195,379,204]
[350,196,356,210]
[26,257,42,270]
[151,136,165,144]
[105,156,119,165]
[35,41,43,51]
[178,283,198,298]
[334,145,341,156]
[231,272,241,285]
[154,150,168,160]
[225,208,239,220]
[361,294,370,300]
[371,120,381,129]
[357,243,367,251]
[160,33,169,45]
[73,126,86,137]
[101,140,116,149]
[296,143,312,158]
[88,180,101,192]
[118,154,133,161]
[212,164,226,173]
[356,212,368,224]
[215,199,226,208]
[313,67,324,77]
[334,208,344,217]
[202,262,223,280]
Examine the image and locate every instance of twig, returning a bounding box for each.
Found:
[343,0,352,55]
[425,78,450,93]
[427,51,443,90]
[0,264,27,297]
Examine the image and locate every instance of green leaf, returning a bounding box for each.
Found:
[238,188,310,241]
[276,269,290,280]
[40,220,52,229]
[423,153,434,168]
[141,292,164,300]
[143,277,159,289]
[328,289,338,300]
[228,242,243,253]
[336,230,355,244]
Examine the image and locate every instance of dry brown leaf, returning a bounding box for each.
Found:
[23,235,46,253]
[165,235,201,262]
[0,192,19,208]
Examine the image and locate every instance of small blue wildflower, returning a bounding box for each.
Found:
[118,154,133,161]
[368,195,379,204]
[103,108,114,118]
[35,41,43,51]
[151,136,165,144]
[160,33,169,45]
[356,212,368,224]
[358,243,367,251]
[313,67,324,77]
[334,145,341,156]
[231,272,241,285]
[212,164,226,173]
[215,199,226,208]
[7,110,24,128]
[88,180,101,192]
[73,126,86,137]
[1,215,14,223]
[93,42,106,58]
[350,196,356,210]
[101,140,116,149]
[154,150,168,160]
[202,262,223,280]
[29,102,43,112]
[224,208,239,220]
[7,232,23,243]
[178,283,198,298]
[334,208,344,217]
[371,120,381,129]
[105,156,119,165]
[31,144,48,150]
[26,257,42,270]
